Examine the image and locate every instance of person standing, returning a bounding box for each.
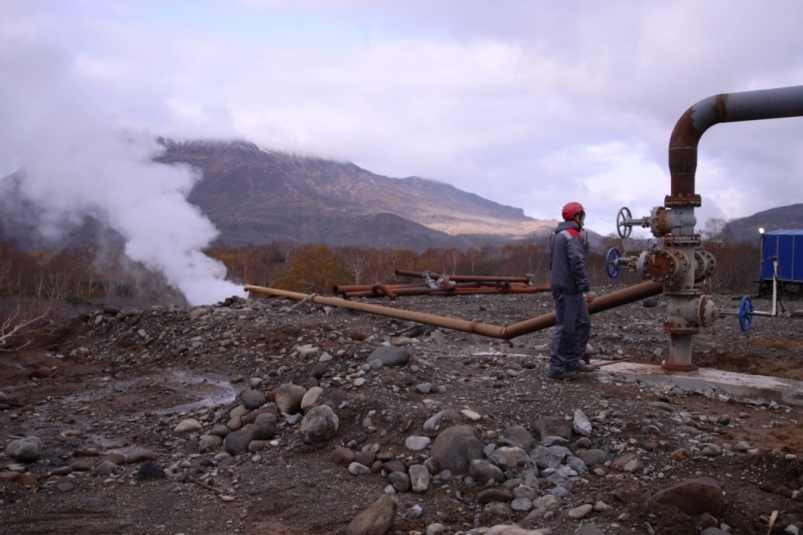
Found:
[548,202,597,380]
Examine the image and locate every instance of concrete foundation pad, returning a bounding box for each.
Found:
[598,361,803,408]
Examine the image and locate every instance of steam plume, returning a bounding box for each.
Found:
[0,29,244,306]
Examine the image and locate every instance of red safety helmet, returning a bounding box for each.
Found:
[561,202,585,220]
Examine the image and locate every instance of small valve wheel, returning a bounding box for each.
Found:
[616,207,633,239]
[738,295,754,332]
[605,248,621,278]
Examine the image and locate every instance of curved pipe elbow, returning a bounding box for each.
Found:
[668,85,803,199]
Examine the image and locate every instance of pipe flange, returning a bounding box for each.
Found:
[661,361,699,373]
[694,250,717,282]
[650,206,668,237]
[639,250,688,282]
[674,250,690,281]
[663,288,701,297]
[698,294,718,327]
[664,194,702,207]
[663,320,700,335]
[664,234,702,247]
[641,250,674,281]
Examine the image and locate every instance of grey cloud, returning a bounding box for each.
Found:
[4,0,803,242]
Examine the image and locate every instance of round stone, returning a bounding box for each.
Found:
[405,436,431,452]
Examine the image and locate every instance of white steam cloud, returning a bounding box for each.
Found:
[0,29,244,306]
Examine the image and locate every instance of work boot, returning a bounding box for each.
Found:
[569,363,594,373]
[548,370,578,380]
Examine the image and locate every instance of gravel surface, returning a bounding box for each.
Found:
[1,287,803,535]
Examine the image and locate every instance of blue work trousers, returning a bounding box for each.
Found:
[549,290,590,374]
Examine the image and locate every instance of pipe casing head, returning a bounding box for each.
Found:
[638,250,690,283]
[694,250,717,283]
[665,295,717,329]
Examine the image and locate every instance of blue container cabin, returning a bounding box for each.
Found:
[759,229,803,298]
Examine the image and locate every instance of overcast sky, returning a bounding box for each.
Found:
[3,0,803,237]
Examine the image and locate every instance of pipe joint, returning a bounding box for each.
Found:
[649,206,698,237]
[664,294,717,331]
[638,249,690,283]
[663,234,702,248]
[694,250,717,283]
[664,194,702,208]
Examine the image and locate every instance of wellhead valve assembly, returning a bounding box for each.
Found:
[606,85,803,373]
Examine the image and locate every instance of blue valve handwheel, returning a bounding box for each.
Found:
[738,295,754,332]
[605,248,621,278]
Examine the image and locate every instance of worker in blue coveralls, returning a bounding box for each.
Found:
[548,201,597,380]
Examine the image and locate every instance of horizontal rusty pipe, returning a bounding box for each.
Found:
[333,283,429,294]
[394,269,436,279]
[245,281,663,340]
[344,290,414,299]
[502,281,663,338]
[343,284,551,299]
[334,281,519,297]
[450,286,549,294]
[370,283,397,299]
[669,85,803,199]
[343,287,441,299]
[394,269,531,284]
[447,275,531,284]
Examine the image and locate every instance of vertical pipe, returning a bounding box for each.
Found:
[668,86,803,201]
[663,85,803,373]
[772,259,778,317]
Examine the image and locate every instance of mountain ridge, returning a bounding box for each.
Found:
[155,139,557,249]
[723,203,803,242]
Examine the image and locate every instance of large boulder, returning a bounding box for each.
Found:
[174,419,203,434]
[469,459,505,484]
[409,464,430,493]
[500,426,535,450]
[240,389,266,410]
[532,416,572,441]
[252,413,278,440]
[5,436,42,462]
[329,447,356,467]
[241,407,278,425]
[530,446,563,470]
[346,494,399,535]
[647,478,723,516]
[488,446,531,471]
[134,461,166,480]
[477,487,514,504]
[576,448,608,467]
[301,387,324,411]
[428,426,484,474]
[388,471,411,492]
[271,383,307,414]
[124,448,158,464]
[224,429,253,455]
[300,405,339,444]
[199,435,223,453]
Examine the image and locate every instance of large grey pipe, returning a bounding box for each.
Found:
[668,85,803,199]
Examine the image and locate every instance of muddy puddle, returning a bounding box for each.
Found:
[55,370,237,413]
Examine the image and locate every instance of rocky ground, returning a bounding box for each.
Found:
[2,285,803,535]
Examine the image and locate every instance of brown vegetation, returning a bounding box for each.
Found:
[0,233,761,303]
[0,233,761,349]
[0,298,55,352]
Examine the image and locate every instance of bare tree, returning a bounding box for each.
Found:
[0,299,54,352]
[701,218,727,243]
[0,243,12,295]
[338,246,373,285]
